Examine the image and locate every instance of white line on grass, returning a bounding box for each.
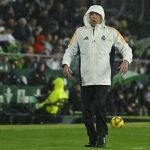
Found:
[100,147,144,150]
[132,147,144,150]
[130,134,150,136]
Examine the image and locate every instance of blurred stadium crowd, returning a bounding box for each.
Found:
[0,0,150,123]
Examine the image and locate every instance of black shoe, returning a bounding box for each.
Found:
[96,136,106,147]
[84,143,96,147]
[84,136,96,147]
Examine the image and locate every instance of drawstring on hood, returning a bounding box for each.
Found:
[83,5,105,28]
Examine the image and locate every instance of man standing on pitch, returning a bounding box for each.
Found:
[62,5,132,147]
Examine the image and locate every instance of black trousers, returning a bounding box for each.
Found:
[81,85,109,139]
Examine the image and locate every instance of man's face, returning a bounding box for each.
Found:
[89,12,102,27]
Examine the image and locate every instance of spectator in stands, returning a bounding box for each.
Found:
[27,61,47,85]
[5,17,16,34]
[23,55,38,69]
[69,83,82,114]
[0,55,9,84]
[137,62,146,74]
[0,55,9,72]
[34,34,46,54]
[126,81,141,115]
[0,16,5,27]
[145,63,150,75]
[46,52,61,70]
[21,37,38,69]
[22,36,35,54]
[111,85,128,115]
[4,42,17,53]
[140,48,150,75]
[34,26,43,37]
[14,17,32,41]
[141,47,150,60]
[53,38,65,54]
[142,82,150,115]
[44,33,53,55]
[3,60,21,85]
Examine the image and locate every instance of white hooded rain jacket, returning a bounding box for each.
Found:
[62,5,133,86]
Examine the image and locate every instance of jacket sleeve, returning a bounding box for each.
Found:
[62,30,79,67]
[113,29,133,64]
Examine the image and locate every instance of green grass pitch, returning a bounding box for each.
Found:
[0,122,149,150]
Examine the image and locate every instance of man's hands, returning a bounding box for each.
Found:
[63,60,129,78]
[62,64,73,78]
[118,60,129,75]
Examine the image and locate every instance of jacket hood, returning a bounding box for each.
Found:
[83,5,105,27]
[53,77,65,90]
